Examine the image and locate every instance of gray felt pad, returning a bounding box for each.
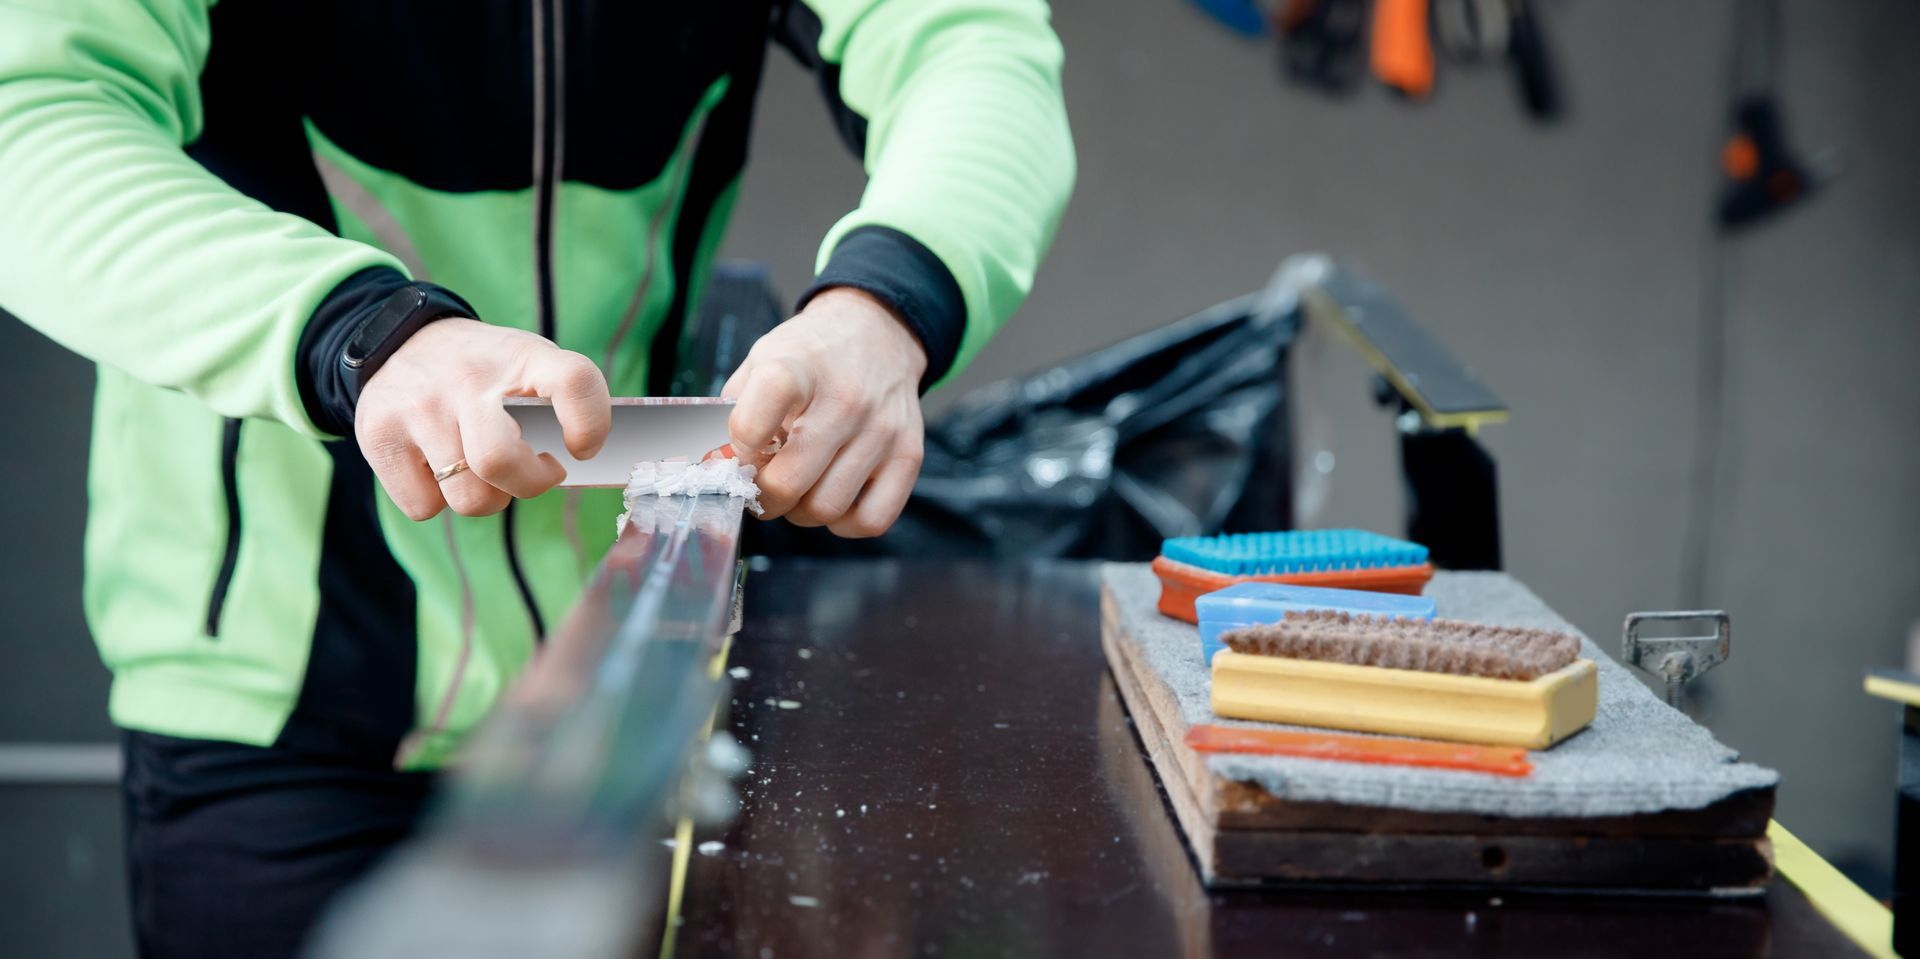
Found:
[1103,563,1778,818]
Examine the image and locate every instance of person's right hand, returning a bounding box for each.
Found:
[355,318,611,521]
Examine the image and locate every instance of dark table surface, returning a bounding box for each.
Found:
[667,559,1865,958]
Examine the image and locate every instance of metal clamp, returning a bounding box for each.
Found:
[1623,610,1731,711]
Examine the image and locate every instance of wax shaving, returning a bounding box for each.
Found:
[615,456,763,539]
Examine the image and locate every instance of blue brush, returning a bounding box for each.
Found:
[1163,529,1429,576]
[1153,529,1435,624]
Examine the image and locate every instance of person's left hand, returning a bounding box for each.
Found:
[721,287,927,538]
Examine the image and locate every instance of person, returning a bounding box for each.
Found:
[0,1,1074,954]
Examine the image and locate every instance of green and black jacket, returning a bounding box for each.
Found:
[0,0,1074,768]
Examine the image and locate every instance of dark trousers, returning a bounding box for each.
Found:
[121,730,438,959]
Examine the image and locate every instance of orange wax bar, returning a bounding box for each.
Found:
[1184,723,1533,778]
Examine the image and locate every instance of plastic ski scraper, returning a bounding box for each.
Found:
[1185,723,1534,777]
[506,397,733,488]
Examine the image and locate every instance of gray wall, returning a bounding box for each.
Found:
[1,1,1914,953]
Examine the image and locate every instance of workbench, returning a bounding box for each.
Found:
[665,558,1880,958]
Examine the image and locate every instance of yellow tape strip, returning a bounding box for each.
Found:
[1865,674,1920,708]
[1770,820,1895,959]
[656,814,695,959]
[658,632,736,959]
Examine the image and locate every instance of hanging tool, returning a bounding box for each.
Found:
[1189,0,1271,37]
[1277,0,1369,94]
[1433,0,1508,61]
[1718,98,1815,228]
[1434,0,1559,119]
[1370,0,1436,98]
[1505,0,1561,120]
[1717,0,1827,229]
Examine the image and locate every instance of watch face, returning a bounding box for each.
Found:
[344,287,431,369]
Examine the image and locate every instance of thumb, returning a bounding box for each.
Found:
[721,357,753,401]
[726,358,810,466]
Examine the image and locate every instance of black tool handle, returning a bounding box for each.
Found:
[1508,0,1561,120]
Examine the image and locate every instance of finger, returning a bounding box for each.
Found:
[707,365,751,465]
[829,449,922,539]
[727,358,812,467]
[459,395,567,498]
[720,357,753,401]
[754,398,864,521]
[524,348,611,460]
[360,421,447,522]
[417,424,511,517]
[788,431,890,528]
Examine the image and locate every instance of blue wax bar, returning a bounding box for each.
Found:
[1195,581,1437,666]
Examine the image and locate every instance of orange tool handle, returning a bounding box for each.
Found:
[1185,723,1533,777]
[1371,0,1435,98]
[1150,554,1433,624]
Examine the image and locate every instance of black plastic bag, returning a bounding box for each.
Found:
[699,264,1298,561]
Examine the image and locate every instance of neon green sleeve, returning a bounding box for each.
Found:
[0,0,404,433]
[792,0,1076,387]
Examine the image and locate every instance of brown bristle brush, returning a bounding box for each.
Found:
[1221,610,1583,681]
[1210,610,1598,749]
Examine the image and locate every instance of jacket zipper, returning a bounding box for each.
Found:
[531,0,560,343]
[505,0,565,642]
[204,418,244,637]
[394,515,480,769]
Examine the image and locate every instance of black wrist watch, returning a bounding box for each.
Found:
[340,283,474,403]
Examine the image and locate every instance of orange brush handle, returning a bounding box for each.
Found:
[1185,723,1533,777]
[1151,555,1433,624]
[1371,0,1435,98]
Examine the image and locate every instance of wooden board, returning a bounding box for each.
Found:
[1100,584,1776,892]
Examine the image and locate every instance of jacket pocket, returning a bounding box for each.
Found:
[204,418,243,637]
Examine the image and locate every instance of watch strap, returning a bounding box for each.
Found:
[340,283,476,405]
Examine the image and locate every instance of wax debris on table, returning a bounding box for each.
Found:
[615,455,763,538]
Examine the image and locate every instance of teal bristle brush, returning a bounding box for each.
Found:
[1152,529,1433,623]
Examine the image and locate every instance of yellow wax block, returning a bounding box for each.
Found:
[1209,651,1598,750]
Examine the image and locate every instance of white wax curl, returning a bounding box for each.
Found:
[615,456,763,539]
